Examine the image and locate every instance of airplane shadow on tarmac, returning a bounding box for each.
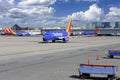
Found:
[39,41,68,44]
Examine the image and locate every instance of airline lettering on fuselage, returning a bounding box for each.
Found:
[52,33,63,36]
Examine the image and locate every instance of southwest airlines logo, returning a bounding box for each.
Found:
[52,33,63,36]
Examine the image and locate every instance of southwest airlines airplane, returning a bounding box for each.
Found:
[42,18,72,43]
[3,27,40,36]
[3,27,31,36]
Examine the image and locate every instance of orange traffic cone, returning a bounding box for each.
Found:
[96,53,100,60]
[88,56,90,65]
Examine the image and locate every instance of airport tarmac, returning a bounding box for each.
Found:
[0,36,120,56]
[0,36,120,80]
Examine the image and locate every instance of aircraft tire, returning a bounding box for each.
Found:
[109,55,114,58]
[52,40,55,42]
[63,38,67,43]
[19,34,22,36]
[43,38,47,42]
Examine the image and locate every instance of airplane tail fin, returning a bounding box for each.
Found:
[3,28,8,33]
[66,18,72,37]
[94,28,100,35]
[3,28,11,34]
[3,28,16,35]
[9,28,16,35]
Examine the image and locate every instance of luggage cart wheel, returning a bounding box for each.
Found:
[108,75,115,80]
[80,73,90,79]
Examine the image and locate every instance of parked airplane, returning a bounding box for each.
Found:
[3,27,16,35]
[3,27,31,36]
[81,28,100,36]
[42,18,72,43]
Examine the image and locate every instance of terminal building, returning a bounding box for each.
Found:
[0,22,120,36]
[95,22,112,28]
[115,22,120,28]
[101,22,112,28]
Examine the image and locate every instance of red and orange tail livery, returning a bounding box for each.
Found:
[3,27,16,35]
[66,18,72,37]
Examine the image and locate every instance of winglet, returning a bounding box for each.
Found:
[66,18,72,37]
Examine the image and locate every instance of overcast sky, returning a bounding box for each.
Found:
[0,0,120,28]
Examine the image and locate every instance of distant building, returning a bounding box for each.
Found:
[12,24,34,30]
[101,22,111,28]
[12,24,22,30]
[115,22,120,28]
[94,22,103,28]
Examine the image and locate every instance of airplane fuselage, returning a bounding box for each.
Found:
[42,31,69,42]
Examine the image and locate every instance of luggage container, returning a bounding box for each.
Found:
[108,50,120,58]
[78,64,118,80]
